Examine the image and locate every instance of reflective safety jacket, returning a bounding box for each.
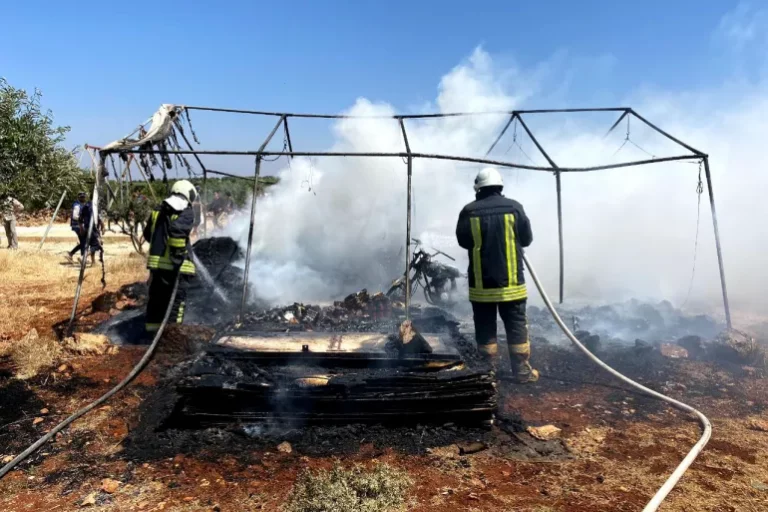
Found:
[143,197,196,275]
[455,190,533,303]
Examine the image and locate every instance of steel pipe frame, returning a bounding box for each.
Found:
[106,148,699,173]
[101,105,732,328]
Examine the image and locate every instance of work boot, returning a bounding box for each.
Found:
[477,339,499,374]
[511,357,540,383]
[509,341,539,384]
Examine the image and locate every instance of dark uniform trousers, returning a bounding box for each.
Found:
[145,271,191,332]
[472,299,528,352]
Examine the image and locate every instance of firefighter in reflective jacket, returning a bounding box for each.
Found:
[142,180,198,333]
[455,168,538,383]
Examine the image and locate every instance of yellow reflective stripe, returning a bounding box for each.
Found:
[469,284,527,302]
[505,213,518,286]
[168,237,186,248]
[176,303,185,323]
[145,323,161,332]
[150,211,159,235]
[509,340,531,355]
[470,217,483,290]
[180,261,196,275]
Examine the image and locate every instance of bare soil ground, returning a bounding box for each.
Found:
[0,231,767,511]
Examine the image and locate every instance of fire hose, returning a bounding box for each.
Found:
[0,274,181,481]
[523,253,712,512]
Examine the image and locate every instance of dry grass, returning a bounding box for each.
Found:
[286,462,412,512]
[0,249,146,338]
[8,328,61,380]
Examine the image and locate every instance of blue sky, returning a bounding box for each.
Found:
[1,0,755,151]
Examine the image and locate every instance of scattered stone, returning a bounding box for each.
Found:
[711,329,766,366]
[101,478,120,494]
[660,343,689,359]
[752,480,768,492]
[746,419,768,433]
[40,408,49,415]
[277,441,292,454]
[80,492,97,507]
[57,364,68,372]
[32,417,44,425]
[458,442,488,455]
[527,425,562,441]
[1,455,13,464]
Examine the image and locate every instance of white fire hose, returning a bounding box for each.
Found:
[523,253,712,512]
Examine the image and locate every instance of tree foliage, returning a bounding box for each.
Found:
[0,77,89,209]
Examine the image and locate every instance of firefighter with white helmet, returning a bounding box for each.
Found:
[142,180,198,332]
[455,167,538,383]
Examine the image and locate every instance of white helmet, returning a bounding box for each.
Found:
[474,167,503,192]
[170,180,197,203]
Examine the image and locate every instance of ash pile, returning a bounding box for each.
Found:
[170,290,495,428]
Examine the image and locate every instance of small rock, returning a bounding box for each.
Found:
[277,441,292,454]
[660,343,689,359]
[101,478,120,494]
[619,486,630,492]
[40,408,49,415]
[751,480,768,491]
[57,364,68,372]
[746,419,768,433]
[211,505,221,512]
[137,502,148,510]
[1,455,13,464]
[32,417,44,425]
[527,425,562,440]
[183,497,195,502]
[80,492,97,507]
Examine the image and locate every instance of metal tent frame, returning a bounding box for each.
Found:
[81,105,730,330]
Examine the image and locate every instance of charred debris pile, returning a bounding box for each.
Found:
[171,285,495,428]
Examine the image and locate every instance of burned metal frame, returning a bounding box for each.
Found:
[98,105,732,329]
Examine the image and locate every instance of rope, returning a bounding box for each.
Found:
[504,119,535,163]
[523,253,712,512]
[0,274,181,480]
[301,157,317,196]
[682,160,704,307]
[612,115,656,159]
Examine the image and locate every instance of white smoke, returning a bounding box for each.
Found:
[222,38,768,320]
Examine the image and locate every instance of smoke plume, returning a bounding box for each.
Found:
[223,41,767,320]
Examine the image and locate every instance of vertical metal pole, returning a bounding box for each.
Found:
[38,190,67,251]
[67,155,102,336]
[240,156,262,321]
[238,115,286,322]
[517,114,565,303]
[202,169,208,237]
[555,171,564,303]
[702,157,732,329]
[399,118,413,319]
[405,156,413,319]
